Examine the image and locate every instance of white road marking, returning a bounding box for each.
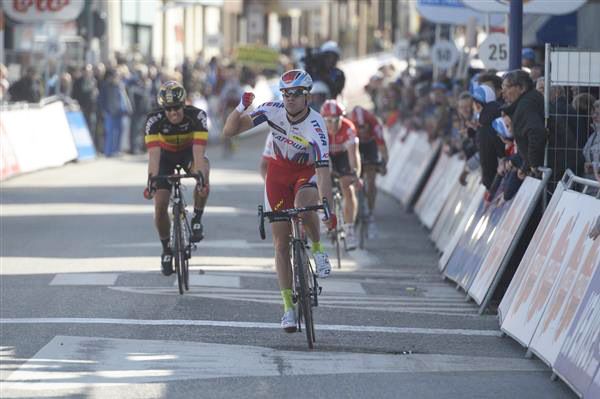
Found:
[49,273,119,286]
[1,335,543,395]
[0,319,501,337]
[184,274,240,288]
[0,204,253,217]
[106,240,272,249]
[318,280,366,294]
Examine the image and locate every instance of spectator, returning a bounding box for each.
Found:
[472,84,504,191]
[530,65,544,82]
[313,41,346,98]
[8,66,42,103]
[98,68,130,156]
[522,48,536,68]
[127,64,153,154]
[72,64,99,141]
[428,81,452,142]
[572,93,597,149]
[582,100,600,183]
[501,70,547,176]
[478,72,503,103]
[219,63,244,157]
[309,80,330,112]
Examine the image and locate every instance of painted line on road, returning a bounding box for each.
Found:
[0,318,501,337]
[0,204,254,217]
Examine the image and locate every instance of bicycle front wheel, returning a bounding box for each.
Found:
[294,242,315,348]
[173,204,186,295]
[334,193,344,267]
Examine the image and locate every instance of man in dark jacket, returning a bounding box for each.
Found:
[472,84,505,191]
[8,66,42,103]
[501,70,547,176]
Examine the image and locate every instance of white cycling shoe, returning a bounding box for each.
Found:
[281,308,297,333]
[313,251,331,278]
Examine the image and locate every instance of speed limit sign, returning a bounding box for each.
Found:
[431,40,459,69]
[479,33,509,70]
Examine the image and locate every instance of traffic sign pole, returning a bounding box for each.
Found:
[509,0,523,70]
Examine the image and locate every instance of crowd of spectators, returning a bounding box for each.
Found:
[364,48,600,200]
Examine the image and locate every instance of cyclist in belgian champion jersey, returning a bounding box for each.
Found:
[144,81,211,276]
[223,69,336,332]
[349,106,388,236]
[321,100,362,250]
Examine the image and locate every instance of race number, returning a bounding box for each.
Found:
[479,33,509,70]
[431,40,459,70]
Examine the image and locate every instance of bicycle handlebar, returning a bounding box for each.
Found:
[258,198,330,240]
[150,172,204,186]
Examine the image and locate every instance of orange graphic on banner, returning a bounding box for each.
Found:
[542,222,589,333]
[526,214,576,322]
[555,237,600,341]
[511,209,562,316]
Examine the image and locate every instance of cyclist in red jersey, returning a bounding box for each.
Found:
[349,106,388,236]
[321,100,362,250]
[223,69,336,332]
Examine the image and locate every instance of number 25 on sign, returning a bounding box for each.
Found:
[479,33,509,70]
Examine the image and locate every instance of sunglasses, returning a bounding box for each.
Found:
[281,88,306,98]
[164,105,183,112]
[324,117,340,123]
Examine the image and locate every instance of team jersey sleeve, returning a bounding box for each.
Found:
[144,112,162,148]
[310,115,330,168]
[344,120,359,148]
[191,108,209,146]
[250,102,276,127]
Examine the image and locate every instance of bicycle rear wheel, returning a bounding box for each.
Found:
[173,205,186,295]
[294,242,315,348]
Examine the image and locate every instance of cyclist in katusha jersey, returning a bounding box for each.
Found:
[223,69,336,333]
[349,106,389,236]
[321,100,362,250]
[144,81,210,277]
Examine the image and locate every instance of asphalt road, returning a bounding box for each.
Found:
[0,133,576,399]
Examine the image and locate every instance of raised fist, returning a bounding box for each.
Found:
[236,92,255,112]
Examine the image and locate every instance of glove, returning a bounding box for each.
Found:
[236,92,255,113]
[143,186,155,200]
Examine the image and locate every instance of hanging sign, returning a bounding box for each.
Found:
[431,40,459,69]
[3,0,85,23]
[479,33,509,70]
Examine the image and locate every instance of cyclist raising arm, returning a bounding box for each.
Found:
[321,100,362,250]
[145,81,210,276]
[223,69,336,332]
[349,106,388,235]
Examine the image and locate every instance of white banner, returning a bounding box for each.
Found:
[501,191,599,348]
[463,0,587,15]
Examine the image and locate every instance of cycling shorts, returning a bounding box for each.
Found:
[156,149,209,191]
[265,161,317,222]
[331,151,353,177]
[359,139,379,165]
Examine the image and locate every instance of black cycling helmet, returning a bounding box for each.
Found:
[157,81,186,108]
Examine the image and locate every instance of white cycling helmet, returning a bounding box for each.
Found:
[320,40,341,58]
[311,80,331,96]
[279,69,313,92]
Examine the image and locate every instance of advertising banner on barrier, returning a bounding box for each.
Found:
[497,183,566,323]
[529,216,600,367]
[443,192,510,289]
[0,120,20,180]
[1,102,78,174]
[379,131,418,196]
[390,134,439,207]
[415,153,465,229]
[468,177,544,305]
[431,170,479,249]
[553,258,600,398]
[65,111,96,160]
[586,368,600,399]
[501,191,597,348]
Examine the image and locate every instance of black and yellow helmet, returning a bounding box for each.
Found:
[157,81,186,108]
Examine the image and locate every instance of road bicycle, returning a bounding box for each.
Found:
[150,165,203,295]
[258,198,330,349]
[356,160,385,249]
[329,176,346,268]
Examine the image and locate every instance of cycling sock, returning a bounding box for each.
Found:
[281,289,294,311]
[311,241,323,253]
[161,239,170,251]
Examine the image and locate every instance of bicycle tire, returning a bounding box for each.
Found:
[294,241,315,348]
[357,189,367,249]
[173,205,185,295]
[182,213,190,291]
[333,194,343,269]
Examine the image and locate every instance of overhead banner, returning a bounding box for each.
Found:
[497,183,566,323]
[468,177,545,305]
[463,0,588,15]
[417,0,504,26]
[553,258,600,397]
[501,191,598,348]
